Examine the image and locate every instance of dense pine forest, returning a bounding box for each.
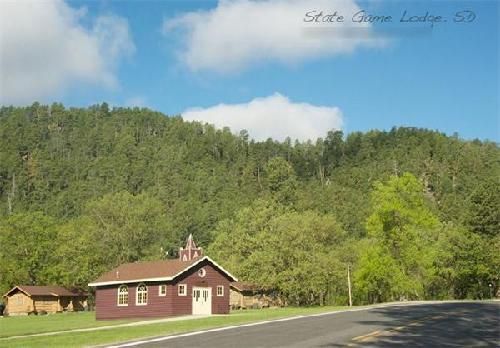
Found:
[0,103,498,305]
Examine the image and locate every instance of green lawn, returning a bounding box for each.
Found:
[0,306,347,347]
[0,311,134,338]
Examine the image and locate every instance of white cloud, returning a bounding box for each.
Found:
[182,93,343,142]
[0,0,134,105]
[164,0,384,73]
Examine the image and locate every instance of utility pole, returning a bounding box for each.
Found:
[347,264,353,307]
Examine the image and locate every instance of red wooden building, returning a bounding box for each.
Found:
[88,235,237,320]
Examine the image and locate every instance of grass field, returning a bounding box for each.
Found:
[0,312,134,338]
[0,306,347,347]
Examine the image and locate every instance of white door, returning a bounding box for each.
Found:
[192,287,212,315]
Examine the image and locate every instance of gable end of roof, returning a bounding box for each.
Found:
[88,256,237,287]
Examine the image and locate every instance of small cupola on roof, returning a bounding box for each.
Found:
[179,234,203,261]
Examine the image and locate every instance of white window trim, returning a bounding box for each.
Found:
[117,285,128,307]
[178,284,187,296]
[136,283,148,306]
[216,285,224,297]
[159,284,167,297]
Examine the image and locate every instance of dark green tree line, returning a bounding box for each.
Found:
[0,103,497,301]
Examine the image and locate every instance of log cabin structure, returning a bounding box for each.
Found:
[3,286,88,315]
[230,282,277,309]
[89,235,237,320]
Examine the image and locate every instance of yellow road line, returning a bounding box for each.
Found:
[350,314,448,346]
[352,330,381,342]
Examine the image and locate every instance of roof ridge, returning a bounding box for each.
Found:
[119,258,188,266]
[89,256,236,287]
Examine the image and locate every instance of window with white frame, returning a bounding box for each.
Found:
[159,284,167,296]
[216,285,224,296]
[117,285,128,306]
[178,284,187,296]
[136,283,148,305]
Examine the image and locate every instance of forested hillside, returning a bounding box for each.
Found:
[0,103,498,304]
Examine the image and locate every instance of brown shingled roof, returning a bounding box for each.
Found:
[93,259,198,284]
[4,286,86,297]
[89,256,238,286]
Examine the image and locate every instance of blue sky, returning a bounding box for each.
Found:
[0,0,498,141]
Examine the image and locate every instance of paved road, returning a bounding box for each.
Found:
[109,302,500,348]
